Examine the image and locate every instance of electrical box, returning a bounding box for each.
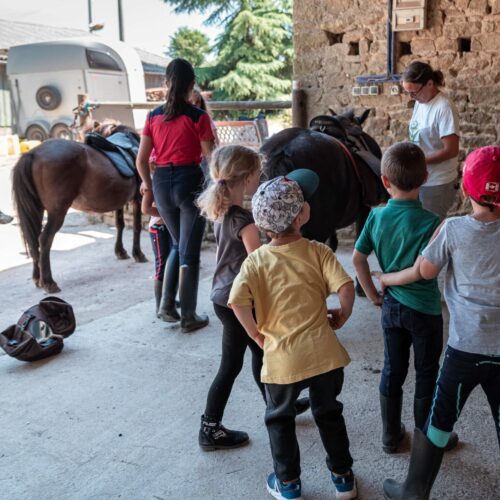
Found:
[361,86,370,96]
[393,8,426,31]
[352,86,361,97]
[369,85,379,96]
[394,0,426,8]
[390,84,401,95]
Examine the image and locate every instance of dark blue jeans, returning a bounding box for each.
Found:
[153,166,206,266]
[426,346,500,449]
[380,293,443,399]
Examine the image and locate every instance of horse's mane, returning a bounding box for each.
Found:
[93,120,140,142]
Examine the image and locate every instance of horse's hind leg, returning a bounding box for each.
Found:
[131,200,147,263]
[39,210,66,293]
[29,209,44,288]
[114,208,129,259]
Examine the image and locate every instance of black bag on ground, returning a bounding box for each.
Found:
[0,297,76,362]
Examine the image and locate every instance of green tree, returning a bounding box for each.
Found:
[167,27,211,67]
[163,0,293,101]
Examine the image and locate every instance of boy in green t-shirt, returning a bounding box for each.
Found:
[230,170,357,500]
[352,142,457,454]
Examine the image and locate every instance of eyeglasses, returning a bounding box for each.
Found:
[404,84,425,99]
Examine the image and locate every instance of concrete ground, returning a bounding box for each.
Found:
[0,157,498,500]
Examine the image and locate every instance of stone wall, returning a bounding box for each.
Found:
[294,0,499,160]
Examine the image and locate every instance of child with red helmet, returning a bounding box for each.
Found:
[378,146,500,499]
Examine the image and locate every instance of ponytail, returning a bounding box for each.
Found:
[164,58,195,121]
[197,181,232,221]
[432,70,444,86]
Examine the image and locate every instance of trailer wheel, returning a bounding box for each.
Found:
[50,124,73,140]
[26,125,48,142]
[36,85,62,111]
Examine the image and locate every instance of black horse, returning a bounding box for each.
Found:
[260,109,387,288]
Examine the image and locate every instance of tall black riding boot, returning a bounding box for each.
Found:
[179,264,209,333]
[380,393,406,453]
[154,280,162,316]
[383,428,444,500]
[414,396,458,452]
[157,249,180,322]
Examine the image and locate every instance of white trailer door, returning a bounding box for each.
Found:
[85,71,130,101]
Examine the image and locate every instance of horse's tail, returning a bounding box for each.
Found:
[12,152,44,259]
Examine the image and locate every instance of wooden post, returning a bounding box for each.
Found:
[292,80,307,128]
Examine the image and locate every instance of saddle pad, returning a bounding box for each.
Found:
[85,132,138,178]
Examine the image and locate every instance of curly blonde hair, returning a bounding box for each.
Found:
[197,145,261,221]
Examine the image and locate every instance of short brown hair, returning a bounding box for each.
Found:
[382,142,427,191]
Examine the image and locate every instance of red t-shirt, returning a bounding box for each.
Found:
[142,104,215,166]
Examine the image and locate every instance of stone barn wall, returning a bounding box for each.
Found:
[294,0,499,160]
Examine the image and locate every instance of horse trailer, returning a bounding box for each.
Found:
[7,37,148,140]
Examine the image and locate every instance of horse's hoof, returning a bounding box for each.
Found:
[116,250,130,260]
[33,278,42,288]
[43,282,61,293]
[133,253,148,263]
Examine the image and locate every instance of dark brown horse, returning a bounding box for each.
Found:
[12,123,146,293]
[261,109,387,293]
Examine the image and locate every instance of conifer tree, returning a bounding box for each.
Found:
[167,27,211,68]
[163,0,292,100]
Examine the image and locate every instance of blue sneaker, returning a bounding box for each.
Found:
[331,470,357,499]
[266,472,303,500]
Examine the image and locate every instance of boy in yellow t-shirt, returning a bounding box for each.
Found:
[229,170,357,500]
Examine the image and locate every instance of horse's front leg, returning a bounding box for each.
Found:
[131,200,147,263]
[115,208,129,259]
[38,211,65,293]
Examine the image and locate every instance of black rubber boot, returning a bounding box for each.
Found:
[179,264,209,333]
[157,249,180,322]
[198,415,249,451]
[414,397,458,452]
[383,428,444,500]
[380,393,406,453]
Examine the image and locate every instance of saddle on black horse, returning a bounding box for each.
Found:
[85,131,140,177]
[309,114,387,206]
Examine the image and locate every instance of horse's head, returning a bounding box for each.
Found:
[326,108,371,137]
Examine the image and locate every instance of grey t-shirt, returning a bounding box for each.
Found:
[422,215,500,355]
[210,205,254,307]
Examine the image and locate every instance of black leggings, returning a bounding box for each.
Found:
[204,303,265,420]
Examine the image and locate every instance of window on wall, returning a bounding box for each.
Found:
[348,42,360,56]
[86,49,122,71]
[458,38,471,53]
[399,42,412,56]
[324,31,344,45]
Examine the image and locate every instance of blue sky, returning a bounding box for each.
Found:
[1,0,222,56]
